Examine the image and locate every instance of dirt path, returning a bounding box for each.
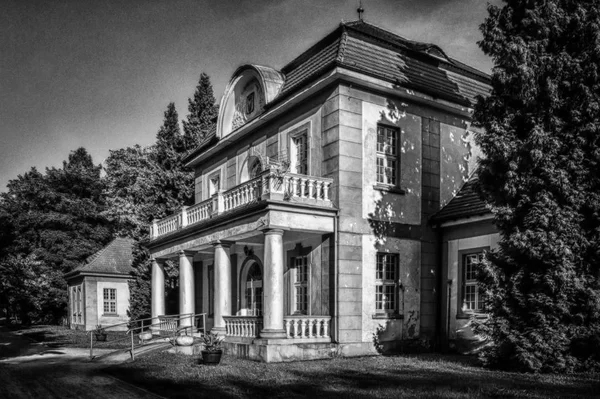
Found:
[0,327,162,399]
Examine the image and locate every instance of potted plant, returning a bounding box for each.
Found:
[94,325,107,342]
[200,332,223,365]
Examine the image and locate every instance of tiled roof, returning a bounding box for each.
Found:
[276,20,491,106]
[185,20,491,163]
[70,237,135,276]
[430,175,491,223]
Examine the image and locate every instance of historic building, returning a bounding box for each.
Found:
[65,237,134,331]
[147,19,492,361]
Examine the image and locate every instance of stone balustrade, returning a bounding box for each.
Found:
[223,316,263,338]
[155,214,180,237]
[223,176,262,212]
[284,315,331,339]
[150,167,334,240]
[186,199,212,225]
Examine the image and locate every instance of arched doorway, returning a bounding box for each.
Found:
[240,257,263,316]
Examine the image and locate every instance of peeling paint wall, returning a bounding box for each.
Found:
[362,236,421,343]
[362,102,422,225]
[440,123,482,207]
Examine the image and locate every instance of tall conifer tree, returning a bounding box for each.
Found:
[473,0,600,372]
[182,73,218,149]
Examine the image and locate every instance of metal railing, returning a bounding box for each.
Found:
[87,312,207,360]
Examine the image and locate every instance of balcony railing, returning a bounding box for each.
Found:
[150,167,334,240]
[284,315,331,339]
[223,316,263,338]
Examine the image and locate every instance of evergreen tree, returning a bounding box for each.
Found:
[105,102,195,320]
[0,148,113,323]
[473,0,600,372]
[182,73,218,149]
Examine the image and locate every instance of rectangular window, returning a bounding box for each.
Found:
[375,253,399,313]
[103,288,117,314]
[294,255,309,314]
[76,286,82,323]
[462,252,485,313]
[376,125,399,185]
[291,132,308,175]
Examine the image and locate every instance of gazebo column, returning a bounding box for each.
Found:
[212,241,233,334]
[179,251,195,328]
[260,228,287,339]
[151,258,165,330]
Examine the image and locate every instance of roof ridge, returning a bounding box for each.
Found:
[337,29,348,64]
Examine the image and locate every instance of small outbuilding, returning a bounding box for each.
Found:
[65,237,135,331]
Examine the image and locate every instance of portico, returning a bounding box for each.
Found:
[148,167,337,360]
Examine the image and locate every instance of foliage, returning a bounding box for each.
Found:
[201,332,223,352]
[472,0,600,372]
[105,83,217,321]
[94,325,106,334]
[182,72,219,149]
[0,148,113,324]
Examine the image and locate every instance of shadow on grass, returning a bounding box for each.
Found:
[105,352,600,399]
[4,325,130,351]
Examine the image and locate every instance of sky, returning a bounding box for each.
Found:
[0,0,502,192]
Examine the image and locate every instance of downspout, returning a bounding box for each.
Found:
[333,210,340,343]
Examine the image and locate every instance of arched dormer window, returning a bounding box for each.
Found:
[217,65,284,139]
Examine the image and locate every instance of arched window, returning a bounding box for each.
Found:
[244,262,263,316]
[240,156,263,183]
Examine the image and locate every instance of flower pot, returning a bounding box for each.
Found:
[95,333,107,342]
[175,335,194,346]
[201,349,222,365]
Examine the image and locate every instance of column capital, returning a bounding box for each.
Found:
[178,250,196,257]
[212,240,235,248]
[261,228,285,236]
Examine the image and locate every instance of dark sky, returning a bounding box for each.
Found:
[0,0,501,191]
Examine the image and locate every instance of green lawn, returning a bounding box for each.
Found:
[107,351,600,398]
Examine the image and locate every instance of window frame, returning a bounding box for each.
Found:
[375,124,404,194]
[374,252,401,318]
[287,244,312,316]
[289,129,309,175]
[457,246,489,318]
[103,288,117,316]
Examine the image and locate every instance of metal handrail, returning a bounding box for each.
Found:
[88,312,207,360]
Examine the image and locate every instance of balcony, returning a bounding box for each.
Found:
[150,168,334,240]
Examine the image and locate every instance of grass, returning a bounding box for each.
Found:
[6,324,132,350]
[107,351,600,398]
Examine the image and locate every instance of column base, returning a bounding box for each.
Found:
[260,328,287,339]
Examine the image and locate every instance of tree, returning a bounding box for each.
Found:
[0,148,113,323]
[473,0,600,372]
[182,73,218,149]
[105,102,197,320]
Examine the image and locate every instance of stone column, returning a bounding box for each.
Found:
[178,251,195,328]
[212,241,232,334]
[151,258,165,330]
[260,228,287,339]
